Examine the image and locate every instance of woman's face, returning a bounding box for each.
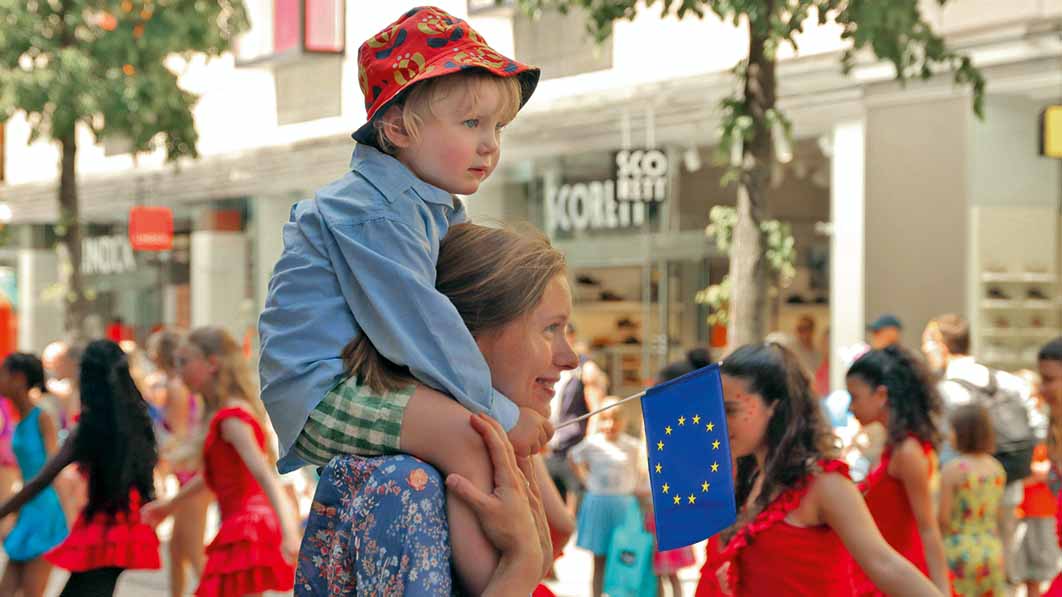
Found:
[477,275,579,414]
[721,373,773,459]
[175,343,215,395]
[846,375,887,426]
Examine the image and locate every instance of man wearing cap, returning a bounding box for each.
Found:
[867,314,903,349]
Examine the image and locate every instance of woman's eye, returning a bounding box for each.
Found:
[463,119,479,128]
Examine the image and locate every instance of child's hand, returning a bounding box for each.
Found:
[141,499,172,527]
[507,407,554,457]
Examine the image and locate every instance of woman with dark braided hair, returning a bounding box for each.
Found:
[0,340,161,596]
[702,343,941,596]
[846,345,950,595]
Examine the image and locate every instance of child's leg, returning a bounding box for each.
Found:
[592,554,606,597]
[1027,580,1042,597]
[399,385,498,595]
[668,572,684,597]
[0,562,18,596]
[22,558,52,597]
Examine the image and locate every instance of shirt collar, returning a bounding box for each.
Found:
[350,144,457,208]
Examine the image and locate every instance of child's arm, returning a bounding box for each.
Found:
[221,417,301,562]
[141,475,209,527]
[937,462,956,536]
[0,424,76,519]
[327,217,522,428]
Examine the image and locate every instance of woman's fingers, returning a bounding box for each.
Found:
[470,413,526,493]
[446,473,494,513]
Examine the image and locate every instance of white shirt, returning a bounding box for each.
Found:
[569,433,642,495]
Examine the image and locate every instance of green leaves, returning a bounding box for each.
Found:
[0,0,248,159]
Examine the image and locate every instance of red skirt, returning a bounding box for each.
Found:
[195,505,294,597]
[46,512,161,572]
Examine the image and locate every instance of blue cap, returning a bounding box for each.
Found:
[867,314,903,332]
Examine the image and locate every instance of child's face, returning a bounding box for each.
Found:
[398,81,507,196]
[598,407,625,440]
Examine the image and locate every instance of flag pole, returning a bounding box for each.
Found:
[554,389,646,431]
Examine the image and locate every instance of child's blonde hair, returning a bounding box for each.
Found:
[185,326,276,463]
[373,70,522,154]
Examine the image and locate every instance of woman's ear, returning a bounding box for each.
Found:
[378,105,413,149]
[873,384,889,410]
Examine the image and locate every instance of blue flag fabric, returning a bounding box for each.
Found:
[640,364,736,551]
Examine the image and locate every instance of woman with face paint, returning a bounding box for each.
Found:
[706,343,943,596]
[846,345,950,595]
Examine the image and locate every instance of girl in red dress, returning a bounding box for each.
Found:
[702,343,943,597]
[144,326,298,597]
[0,340,161,596]
[846,346,950,595]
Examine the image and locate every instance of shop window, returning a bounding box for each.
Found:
[512,5,612,80]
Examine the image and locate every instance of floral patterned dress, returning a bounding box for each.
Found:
[942,458,1006,596]
[296,454,454,596]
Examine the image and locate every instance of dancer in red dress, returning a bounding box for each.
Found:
[0,340,160,596]
[700,343,943,596]
[144,327,298,597]
[846,346,950,594]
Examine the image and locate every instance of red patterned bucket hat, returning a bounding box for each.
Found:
[353,6,540,147]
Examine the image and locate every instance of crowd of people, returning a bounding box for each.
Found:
[0,5,1059,597]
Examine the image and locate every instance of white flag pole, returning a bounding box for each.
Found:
[554,390,647,431]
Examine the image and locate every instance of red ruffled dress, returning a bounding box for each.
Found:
[196,407,294,597]
[1042,487,1062,596]
[704,460,856,596]
[45,487,160,572]
[851,438,934,595]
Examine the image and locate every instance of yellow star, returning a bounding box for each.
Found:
[711,462,720,473]
[665,426,672,436]
[655,463,662,474]
[692,415,701,424]
[712,440,721,450]
[706,422,715,432]
[678,416,686,426]
[662,483,670,494]
[657,441,664,451]
[688,494,696,504]
[702,481,710,492]
[673,495,681,505]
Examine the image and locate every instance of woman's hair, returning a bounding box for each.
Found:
[184,327,275,461]
[950,403,994,455]
[2,352,46,393]
[720,343,837,521]
[373,71,522,154]
[343,223,567,392]
[846,344,942,448]
[1039,337,1062,462]
[147,329,181,372]
[74,340,158,518]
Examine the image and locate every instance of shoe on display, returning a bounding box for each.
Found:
[576,274,601,286]
[986,287,1010,300]
[599,290,624,302]
[993,317,1010,329]
[1027,287,1050,301]
[1031,316,1045,328]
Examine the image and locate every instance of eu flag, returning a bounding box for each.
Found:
[641,364,736,551]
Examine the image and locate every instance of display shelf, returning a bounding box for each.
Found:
[981,272,1057,283]
[981,300,1062,310]
[574,301,685,313]
[980,327,1060,338]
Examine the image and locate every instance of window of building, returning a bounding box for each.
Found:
[237,0,345,63]
[512,5,612,80]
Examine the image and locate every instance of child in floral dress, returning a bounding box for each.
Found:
[939,403,1006,596]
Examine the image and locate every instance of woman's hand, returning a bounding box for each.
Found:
[446,413,546,591]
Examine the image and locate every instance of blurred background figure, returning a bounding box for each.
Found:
[867,314,903,350]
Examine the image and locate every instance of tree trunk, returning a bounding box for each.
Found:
[59,132,87,337]
[727,12,777,348]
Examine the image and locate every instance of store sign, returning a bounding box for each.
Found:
[546,148,669,234]
[128,206,173,251]
[82,235,136,276]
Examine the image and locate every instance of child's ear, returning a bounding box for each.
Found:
[378,105,412,149]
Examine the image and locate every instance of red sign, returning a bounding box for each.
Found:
[128,206,173,251]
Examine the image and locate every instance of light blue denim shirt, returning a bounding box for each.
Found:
[259,144,519,472]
